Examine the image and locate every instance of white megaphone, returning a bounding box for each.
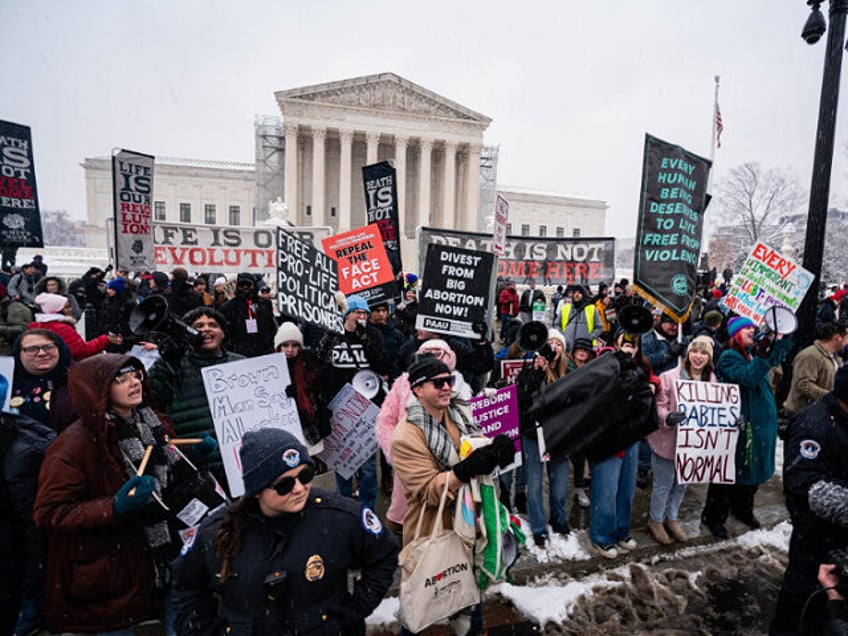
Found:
[753,305,797,357]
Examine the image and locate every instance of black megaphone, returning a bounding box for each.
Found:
[130,296,204,348]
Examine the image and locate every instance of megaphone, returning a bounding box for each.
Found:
[753,305,797,357]
[516,320,549,353]
[617,305,654,343]
[130,296,204,348]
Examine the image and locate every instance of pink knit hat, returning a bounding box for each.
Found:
[35,292,68,315]
[417,338,457,371]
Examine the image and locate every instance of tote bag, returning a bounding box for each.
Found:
[398,478,479,632]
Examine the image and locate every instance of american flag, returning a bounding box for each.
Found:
[715,103,724,148]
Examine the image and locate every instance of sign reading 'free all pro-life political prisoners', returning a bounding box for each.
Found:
[201,353,303,497]
[416,243,494,340]
[276,227,343,333]
[0,119,43,247]
[673,380,740,485]
[634,134,711,319]
[720,241,813,324]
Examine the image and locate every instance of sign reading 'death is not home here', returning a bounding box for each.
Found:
[113,149,156,271]
[674,380,740,485]
[0,120,43,247]
[720,241,813,324]
[634,134,711,319]
[362,161,403,279]
[276,227,343,333]
[322,223,397,305]
[416,243,494,339]
[200,353,303,497]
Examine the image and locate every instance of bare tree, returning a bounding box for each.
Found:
[41,209,85,246]
[710,163,806,268]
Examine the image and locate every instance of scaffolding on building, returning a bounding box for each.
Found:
[477,144,500,232]
[254,115,285,224]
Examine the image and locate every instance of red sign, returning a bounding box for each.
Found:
[322,224,397,303]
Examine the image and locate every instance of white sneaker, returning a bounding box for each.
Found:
[575,487,590,508]
[592,543,618,559]
[617,537,637,552]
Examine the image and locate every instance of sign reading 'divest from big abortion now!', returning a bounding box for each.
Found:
[674,380,740,485]
[720,241,813,324]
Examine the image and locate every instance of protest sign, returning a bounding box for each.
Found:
[500,360,526,385]
[0,356,13,412]
[416,243,494,339]
[673,379,740,485]
[633,134,711,319]
[362,161,403,277]
[720,241,813,324]
[0,120,43,247]
[417,226,614,287]
[492,195,509,256]
[470,385,521,470]
[113,149,155,271]
[201,353,303,497]
[276,227,343,332]
[153,222,331,273]
[322,223,398,304]
[317,384,380,480]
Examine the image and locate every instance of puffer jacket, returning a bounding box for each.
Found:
[33,354,171,633]
[29,313,109,361]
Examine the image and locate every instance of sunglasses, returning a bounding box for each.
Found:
[426,375,455,390]
[268,465,315,496]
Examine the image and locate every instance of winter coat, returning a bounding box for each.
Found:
[10,331,76,433]
[218,293,277,357]
[34,276,82,319]
[97,291,137,350]
[171,491,399,636]
[29,313,109,360]
[556,300,602,349]
[317,323,390,405]
[32,354,170,633]
[7,272,38,305]
[716,337,793,485]
[649,363,717,460]
[0,297,32,356]
[642,328,686,376]
[0,414,55,633]
[784,340,841,415]
[498,287,520,316]
[164,281,203,319]
[371,320,408,380]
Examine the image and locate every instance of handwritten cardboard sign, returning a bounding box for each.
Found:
[673,379,740,485]
[201,353,303,497]
[316,384,380,480]
[470,385,522,470]
[721,241,813,324]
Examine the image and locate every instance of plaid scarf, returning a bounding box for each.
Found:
[405,395,480,471]
[112,406,177,588]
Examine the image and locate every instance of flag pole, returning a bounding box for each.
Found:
[708,75,720,192]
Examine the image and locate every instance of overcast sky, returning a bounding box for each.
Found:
[3,0,847,241]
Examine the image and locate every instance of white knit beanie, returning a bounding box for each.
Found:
[274,321,303,349]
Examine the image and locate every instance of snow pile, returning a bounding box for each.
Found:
[366,596,399,626]
[735,519,792,551]
[516,515,593,563]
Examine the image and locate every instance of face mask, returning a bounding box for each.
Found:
[357,319,368,328]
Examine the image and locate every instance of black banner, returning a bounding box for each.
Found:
[0,120,43,247]
[417,227,614,287]
[416,243,494,340]
[634,134,711,318]
[362,161,403,279]
[276,228,342,332]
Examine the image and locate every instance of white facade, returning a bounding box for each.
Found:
[496,186,607,239]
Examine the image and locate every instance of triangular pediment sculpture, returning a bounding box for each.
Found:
[275,72,491,124]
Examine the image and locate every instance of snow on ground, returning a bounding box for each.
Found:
[366,596,400,627]
[515,515,593,564]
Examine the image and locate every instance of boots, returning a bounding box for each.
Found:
[664,519,688,542]
[647,518,673,545]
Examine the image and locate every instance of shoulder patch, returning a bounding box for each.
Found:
[799,439,821,460]
[361,507,383,536]
[179,526,199,555]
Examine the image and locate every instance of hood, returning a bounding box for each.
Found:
[68,353,150,431]
[151,271,169,290]
[12,329,72,380]
[34,276,69,295]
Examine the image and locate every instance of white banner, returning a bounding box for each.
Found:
[113,149,155,271]
[673,379,740,485]
[492,194,508,256]
[316,384,379,480]
[201,353,302,497]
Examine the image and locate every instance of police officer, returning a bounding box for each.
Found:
[171,428,399,635]
[770,365,848,635]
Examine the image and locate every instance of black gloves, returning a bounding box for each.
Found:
[327,604,365,636]
[159,336,188,368]
[665,411,687,427]
[668,341,686,359]
[453,435,513,483]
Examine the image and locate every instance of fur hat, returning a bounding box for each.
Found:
[727,316,756,339]
[408,356,451,388]
[344,294,370,319]
[35,292,67,315]
[240,428,313,497]
[274,321,303,349]
[106,278,126,293]
[687,335,715,358]
[833,365,848,403]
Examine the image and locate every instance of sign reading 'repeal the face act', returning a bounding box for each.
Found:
[322,223,397,305]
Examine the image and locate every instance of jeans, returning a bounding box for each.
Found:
[335,453,377,510]
[522,434,570,537]
[589,443,638,546]
[637,439,652,473]
[498,464,526,501]
[499,313,512,340]
[649,452,687,522]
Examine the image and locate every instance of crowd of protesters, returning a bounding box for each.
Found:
[2,255,848,634]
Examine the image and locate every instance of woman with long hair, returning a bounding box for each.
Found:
[647,335,716,544]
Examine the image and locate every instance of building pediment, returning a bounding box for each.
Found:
[275,72,491,124]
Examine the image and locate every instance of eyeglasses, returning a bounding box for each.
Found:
[268,465,315,496]
[421,349,445,358]
[427,375,455,390]
[21,343,58,356]
[112,369,144,385]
